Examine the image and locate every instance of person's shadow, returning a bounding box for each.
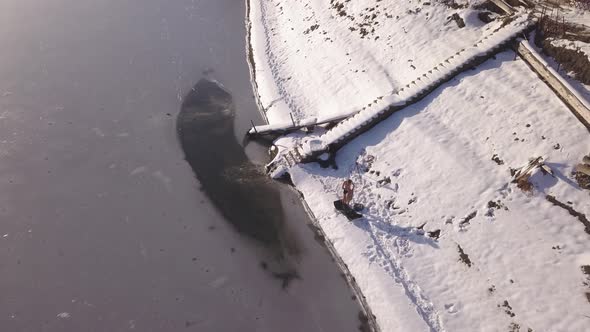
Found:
[352,212,440,249]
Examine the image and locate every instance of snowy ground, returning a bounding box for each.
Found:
[284,51,590,331]
[249,0,515,124]
[249,0,590,331]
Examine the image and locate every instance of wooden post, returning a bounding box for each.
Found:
[576,163,590,176]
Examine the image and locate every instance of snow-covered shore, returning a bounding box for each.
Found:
[247,1,590,331]
[249,0,516,124]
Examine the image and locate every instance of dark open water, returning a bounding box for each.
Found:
[0,0,365,331]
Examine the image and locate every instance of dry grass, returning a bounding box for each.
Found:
[575,171,590,189]
[540,39,590,84]
[535,14,590,85]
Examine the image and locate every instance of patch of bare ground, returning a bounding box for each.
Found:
[427,229,441,239]
[535,12,590,84]
[545,195,590,234]
[478,11,497,23]
[511,157,545,194]
[448,13,466,28]
[461,210,477,224]
[499,300,516,317]
[441,0,469,9]
[539,39,590,83]
[473,0,506,14]
[457,244,472,267]
[581,265,590,303]
[574,170,590,189]
[488,284,496,294]
[492,154,505,165]
[486,199,508,217]
[515,177,534,193]
[330,0,383,39]
[508,321,534,332]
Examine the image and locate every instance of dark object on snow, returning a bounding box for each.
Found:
[353,203,365,212]
[457,244,472,267]
[460,211,477,226]
[377,176,391,186]
[449,13,465,28]
[491,154,504,165]
[334,200,363,221]
[546,195,590,234]
[575,171,590,189]
[574,155,590,189]
[478,11,495,24]
[427,229,441,240]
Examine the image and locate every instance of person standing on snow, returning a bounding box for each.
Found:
[342,179,354,206]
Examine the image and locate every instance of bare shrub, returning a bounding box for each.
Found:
[535,9,590,84]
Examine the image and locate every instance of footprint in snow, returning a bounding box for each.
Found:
[444,303,459,314]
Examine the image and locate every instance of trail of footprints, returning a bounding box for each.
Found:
[348,152,534,331]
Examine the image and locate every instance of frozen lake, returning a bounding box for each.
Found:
[0,0,364,331]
